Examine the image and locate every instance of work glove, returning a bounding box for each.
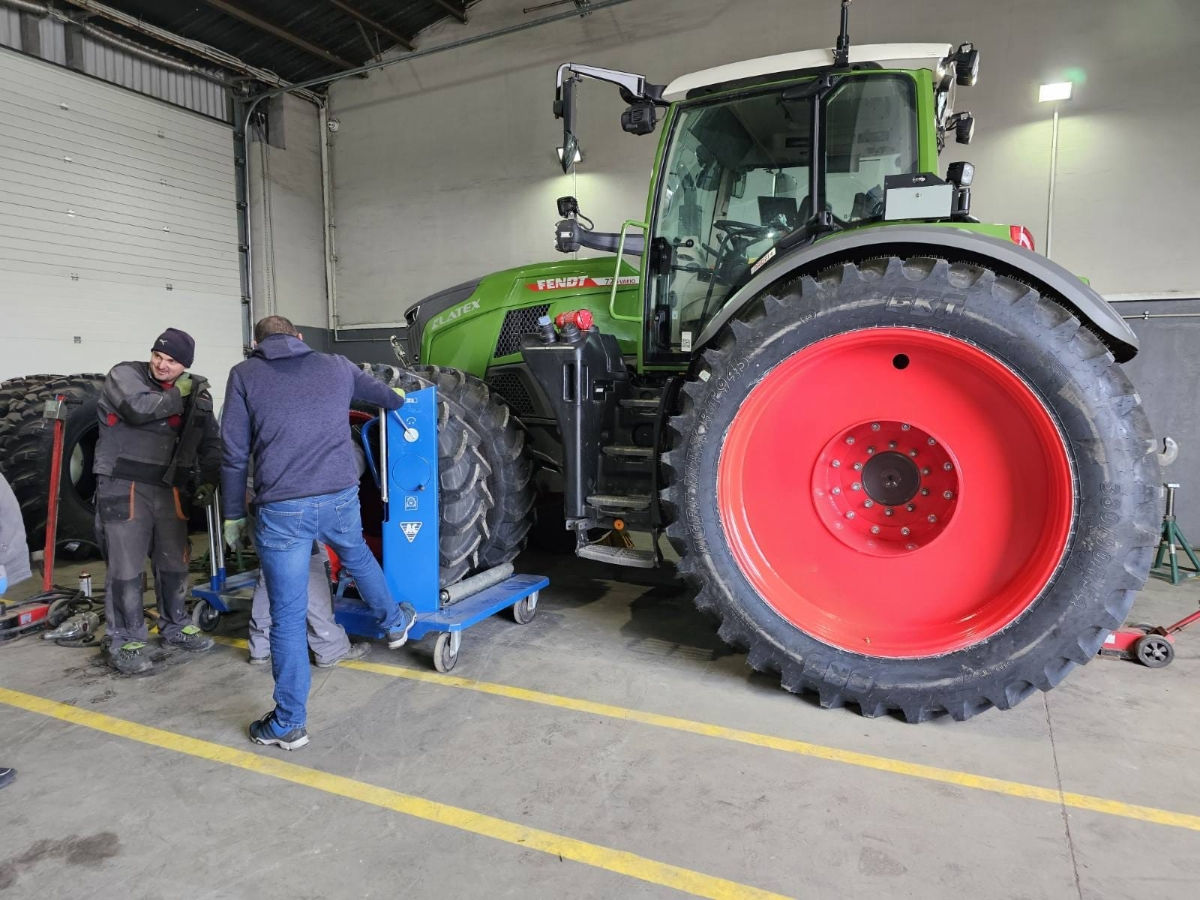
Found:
[392,386,406,400]
[175,374,193,398]
[193,483,216,506]
[223,517,247,549]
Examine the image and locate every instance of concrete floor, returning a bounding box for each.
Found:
[1,544,1198,899]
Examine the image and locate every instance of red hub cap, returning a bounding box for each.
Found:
[717,328,1074,657]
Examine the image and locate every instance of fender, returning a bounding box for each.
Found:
[694,226,1139,362]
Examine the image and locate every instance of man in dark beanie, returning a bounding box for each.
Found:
[93,328,222,674]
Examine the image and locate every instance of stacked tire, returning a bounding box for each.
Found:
[0,374,106,558]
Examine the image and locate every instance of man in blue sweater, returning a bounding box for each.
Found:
[220,316,416,750]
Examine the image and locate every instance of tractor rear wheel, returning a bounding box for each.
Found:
[410,365,534,571]
[2,374,107,558]
[663,256,1159,721]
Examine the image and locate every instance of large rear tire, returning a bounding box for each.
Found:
[410,365,534,570]
[2,374,107,558]
[663,257,1159,721]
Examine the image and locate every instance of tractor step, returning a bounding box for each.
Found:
[602,444,654,459]
[587,493,652,511]
[577,544,657,568]
[619,398,660,412]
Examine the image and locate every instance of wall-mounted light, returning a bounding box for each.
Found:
[1038,81,1074,259]
[556,146,582,165]
[1038,82,1073,103]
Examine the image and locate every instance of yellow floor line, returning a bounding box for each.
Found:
[213,636,1200,833]
[0,686,788,900]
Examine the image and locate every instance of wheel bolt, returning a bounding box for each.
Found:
[921,488,930,496]
[901,423,911,431]
[866,447,875,456]
[927,514,937,523]
[832,486,841,495]
[845,436,855,445]
[871,525,880,534]
[846,511,856,519]
[927,437,936,446]
[908,449,918,457]
[884,508,894,517]
[871,423,880,431]
[943,490,954,500]
[906,543,918,551]
[889,440,897,449]
[921,467,930,476]
[906,504,915,512]
[901,527,911,536]
[943,462,953,471]
[853,462,863,471]
[851,482,862,491]
[832,459,841,468]
[864,499,874,508]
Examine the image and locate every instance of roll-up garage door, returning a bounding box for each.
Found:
[0,47,242,404]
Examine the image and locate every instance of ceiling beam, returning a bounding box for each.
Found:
[327,0,415,52]
[429,0,468,24]
[201,0,359,69]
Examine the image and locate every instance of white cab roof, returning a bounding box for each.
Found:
[662,43,952,102]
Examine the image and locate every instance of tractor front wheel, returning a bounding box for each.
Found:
[664,256,1159,721]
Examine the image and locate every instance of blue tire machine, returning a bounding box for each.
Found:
[191,386,549,672]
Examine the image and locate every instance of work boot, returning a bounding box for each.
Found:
[248,712,309,751]
[314,643,370,668]
[105,641,153,675]
[160,625,214,653]
[248,653,271,666]
[386,603,417,649]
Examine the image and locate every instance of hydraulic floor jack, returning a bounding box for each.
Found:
[191,386,549,671]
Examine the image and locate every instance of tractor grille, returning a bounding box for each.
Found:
[493,304,550,358]
[487,370,536,416]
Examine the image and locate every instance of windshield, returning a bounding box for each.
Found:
[646,74,918,357]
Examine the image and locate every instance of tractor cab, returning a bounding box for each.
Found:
[553,41,980,365]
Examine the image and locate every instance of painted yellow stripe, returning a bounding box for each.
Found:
[0,686,788,900]
[215,636,1200,833]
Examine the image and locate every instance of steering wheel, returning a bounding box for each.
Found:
[714,219,772,239]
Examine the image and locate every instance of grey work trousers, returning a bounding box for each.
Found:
[95,475,191,647]
[246,548,350,665]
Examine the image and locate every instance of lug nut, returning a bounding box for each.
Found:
[851,482,862,491]
[866,447,875,456]
[921,488,930,496]
[832,487,841,495]
[884,508,894,517]
[845,436,855,445]
[846,511,856,519]
[864,499,874,508]
[906,542,918,551]
[871,423,880,431]
[832,459,841,468]
[901,423,911,431]
[927,514,938,523]
[944,490,954,500]
[906,504,915,512]
[943,462,953,471]
[927,437,936,446]
[853,462,863,471]
[871,525,881,534]
[901,527,911,536]
[889,440,897,449]
[908,449,918,457]
[921,467,931,476]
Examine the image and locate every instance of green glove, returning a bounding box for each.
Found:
[193,483,216,506]
[223,518,247,549]
[392,386,406,400]
[176,374,193,398]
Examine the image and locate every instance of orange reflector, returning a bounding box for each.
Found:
[613,519,625,531]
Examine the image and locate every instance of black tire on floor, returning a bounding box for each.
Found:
[0,374,63,454]
[3,374,107,558]
[662,256,1160,722]
[410,365,534,570]
[358,365,491,586]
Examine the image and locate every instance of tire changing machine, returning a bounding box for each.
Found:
[191,386,548,672]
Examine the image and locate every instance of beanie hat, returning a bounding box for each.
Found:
[152,328,195,368]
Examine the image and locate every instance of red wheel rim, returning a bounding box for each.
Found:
[716,328,1074,657]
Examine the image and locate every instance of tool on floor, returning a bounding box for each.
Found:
[1150,483,1200,585]
[191,386,549,672]
[1099,605,1200,668]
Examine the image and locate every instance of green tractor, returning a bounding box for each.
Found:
[390,6,1159,720]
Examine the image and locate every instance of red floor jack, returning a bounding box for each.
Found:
[0,395,68,640]
[1099,609,1200,668]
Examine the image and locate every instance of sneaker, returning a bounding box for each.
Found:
[160,624,214,653]
[386,603,417,649]
[105,641,153,675]
[314,643,370,668]
[248,653,271,665]
[248,712,309,751]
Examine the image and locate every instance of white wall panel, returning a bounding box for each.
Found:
[0,48,242,405]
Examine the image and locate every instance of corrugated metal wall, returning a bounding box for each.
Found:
[0,47,244,404]
[0,8,228,122]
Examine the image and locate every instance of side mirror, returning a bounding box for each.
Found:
[556,75,580,173]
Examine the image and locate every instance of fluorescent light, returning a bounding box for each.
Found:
[1038,82,1073,102]
[557,147,582,164]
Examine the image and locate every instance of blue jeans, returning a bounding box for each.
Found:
[255,485,404,728]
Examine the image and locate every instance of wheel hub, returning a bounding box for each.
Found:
[812,420,959,557]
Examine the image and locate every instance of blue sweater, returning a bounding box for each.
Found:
[219,335,401,518]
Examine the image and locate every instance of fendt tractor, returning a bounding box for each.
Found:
[386,5,1161,720]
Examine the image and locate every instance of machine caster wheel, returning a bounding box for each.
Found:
[1135,634,1174,668]
[434,631,460,673]
[192,600,221,633]
[512,591,539,625]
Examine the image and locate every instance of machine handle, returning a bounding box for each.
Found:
[379,406,390,504]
